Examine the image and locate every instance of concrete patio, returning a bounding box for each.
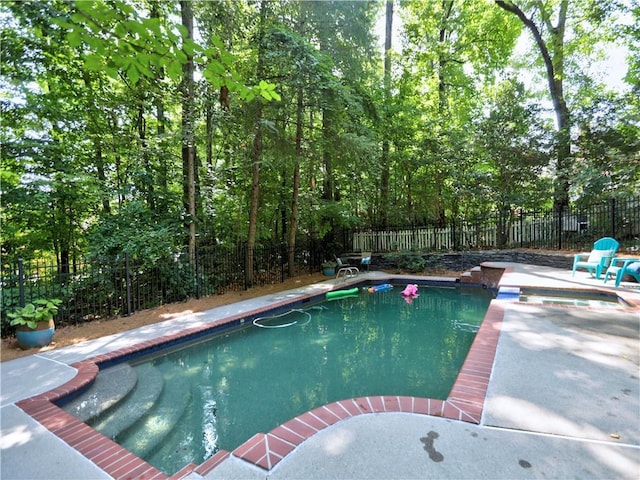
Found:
[1,264,639,479]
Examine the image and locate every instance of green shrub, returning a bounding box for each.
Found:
[384,252,426,273]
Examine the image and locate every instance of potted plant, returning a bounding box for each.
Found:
[321,261,337,276]
[8,298,61,349]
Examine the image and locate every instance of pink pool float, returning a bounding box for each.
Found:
[401,284,419,303]
[401,284,419,296]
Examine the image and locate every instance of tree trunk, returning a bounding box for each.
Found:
[380,0,393,228]
[181,0,197,265]
[433,0,454,228]
[321,109,334,202]
[246,0,268,287]
[495,0,570,211]
[155,94,168,212]
[94,140,111,214]
[151,2,168,214]
[206,95,214,167]
[137,103,155,211]
[288,83,303,277]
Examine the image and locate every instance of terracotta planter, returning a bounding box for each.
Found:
[15,319,55,349]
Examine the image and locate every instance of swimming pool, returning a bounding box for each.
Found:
[60,284,494,475]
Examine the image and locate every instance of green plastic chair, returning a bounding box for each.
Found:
[572,237,619,280]
[603,258,640,287]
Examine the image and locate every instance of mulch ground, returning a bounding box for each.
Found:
[1,273,330,363]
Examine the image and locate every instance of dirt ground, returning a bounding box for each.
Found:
[1,272,329,363]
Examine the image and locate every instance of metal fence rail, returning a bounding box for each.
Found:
[1,244,320,336]
[2,196,638,336]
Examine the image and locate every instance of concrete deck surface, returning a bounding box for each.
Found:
[1,264,639,479]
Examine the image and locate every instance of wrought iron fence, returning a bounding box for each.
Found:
[2,196,638,337]
[346,197,640,254]
[1,243,323,337]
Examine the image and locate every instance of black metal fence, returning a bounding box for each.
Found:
[2,196,638,337]
[1,243,324,337]
[343,197,640,254]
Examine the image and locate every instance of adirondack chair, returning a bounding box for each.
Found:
[603,258,640,287]
[572,237,619,280]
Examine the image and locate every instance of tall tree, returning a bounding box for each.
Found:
[3,0,634,269]
[475,77,553,244]
[402,0,520,226]
[181,0,197,263]
[494,0,623,211]
[246,0,269,287]
[288,6,308,276]
[572,93,640,201]
[305,0,379,240]
[1,1,105,267]
[380,0,393,228]
[495,0,571,211]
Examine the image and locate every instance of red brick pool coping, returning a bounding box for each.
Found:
[16,286,506,480]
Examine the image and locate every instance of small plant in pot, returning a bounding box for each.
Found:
[321,261,337,276]
[8,298,61,349]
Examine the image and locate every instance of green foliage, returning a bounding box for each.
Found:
[621,1,639,89]
[8,299,61,329]
[571,92,640,202]
[50,0,279,100]
[384,252,426,273]
[473,77,554,211]
[1,0,636,268]
[86,202,182,267]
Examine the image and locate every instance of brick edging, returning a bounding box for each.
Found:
[15,285,507,479]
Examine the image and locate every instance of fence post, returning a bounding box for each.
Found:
[195,247,200,299]
[125,254,132,317]
[281,243,286,283]
[244,244,249,290]
[18,258,25,308]
[610,197,616,238]
[451,220,457,251]
[519,211,524,248]
[556,204,563,250]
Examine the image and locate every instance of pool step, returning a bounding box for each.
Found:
[146,385,218,471]
[119,370,192,458]
[61,363,137,422]
[459,264,505,289]
[460,266,483,284]
[89,363,164,439]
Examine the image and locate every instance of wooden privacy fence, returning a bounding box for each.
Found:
[350,197,640,253]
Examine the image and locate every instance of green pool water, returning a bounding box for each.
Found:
[91,285,493,475]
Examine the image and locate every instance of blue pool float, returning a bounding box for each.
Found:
[367,284,393,293]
